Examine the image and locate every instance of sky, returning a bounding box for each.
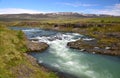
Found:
[0,0,120,15]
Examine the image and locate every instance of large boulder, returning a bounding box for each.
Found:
[26,41,49,52]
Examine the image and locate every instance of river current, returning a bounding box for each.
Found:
[11,27,120,78]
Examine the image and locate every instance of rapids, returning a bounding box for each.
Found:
[11,27,120,78]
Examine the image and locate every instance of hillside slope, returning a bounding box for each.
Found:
[0,25,58,78]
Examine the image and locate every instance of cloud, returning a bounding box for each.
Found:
[58,2,97,7]
[0,8,46,14]
[84,4,120,16]
[0,4,120,16]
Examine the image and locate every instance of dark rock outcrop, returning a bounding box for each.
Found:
[67,39,120,56]
[106,32,120,39]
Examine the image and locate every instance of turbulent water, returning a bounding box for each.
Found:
[11,27,120,78]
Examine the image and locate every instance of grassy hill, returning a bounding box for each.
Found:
[0,25,58,78]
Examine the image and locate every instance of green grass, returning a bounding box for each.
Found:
[87,17,120,23]
[0,25,58,78]
[85,25,120,46]
[0,17,120,28]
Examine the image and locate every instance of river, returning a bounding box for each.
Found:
[11,27,120,78]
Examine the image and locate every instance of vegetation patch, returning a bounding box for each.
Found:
[0,25,58,78]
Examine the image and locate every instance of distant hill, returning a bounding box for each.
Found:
[0,12,114,20]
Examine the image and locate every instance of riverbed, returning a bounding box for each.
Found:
[11,27,120,78]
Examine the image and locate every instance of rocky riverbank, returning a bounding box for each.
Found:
[11,53,52,78]
[67,39,120,56]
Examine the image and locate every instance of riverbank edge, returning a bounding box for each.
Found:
[26,52,79,78]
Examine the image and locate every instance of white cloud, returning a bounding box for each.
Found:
[84,4,120,16]
[0,8,46,14]
[0,4,120,16]
[58,2,97,7]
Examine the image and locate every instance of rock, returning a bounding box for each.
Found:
[80,49,85,51]
[105,47,111,50]
[67,42,80,49]
[94,47,100,50]
[26,40,49,52]
[30,38,39,41]
[106,32,120,38]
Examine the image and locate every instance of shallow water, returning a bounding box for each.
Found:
[11,27,120,78]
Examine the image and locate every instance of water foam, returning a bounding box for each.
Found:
[32,33,98,78]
